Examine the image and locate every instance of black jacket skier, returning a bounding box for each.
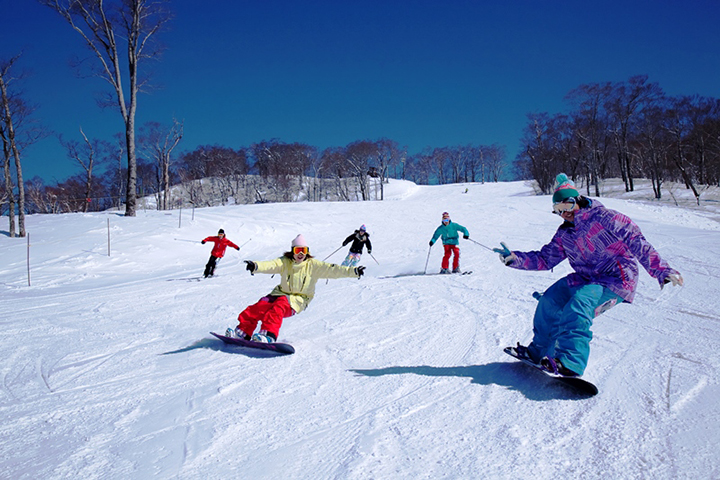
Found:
[343,228,372,254]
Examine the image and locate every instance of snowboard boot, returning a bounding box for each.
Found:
[541,357,579,377]
[226,327,250,340]
[510,343,537,364]
[251,330,277,344]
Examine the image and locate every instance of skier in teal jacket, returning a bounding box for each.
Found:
[429,212,470,274]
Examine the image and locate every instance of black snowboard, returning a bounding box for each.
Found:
[210,332,295,355]
[504,346,598,396]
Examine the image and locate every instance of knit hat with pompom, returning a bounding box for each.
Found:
[552,173,580,203]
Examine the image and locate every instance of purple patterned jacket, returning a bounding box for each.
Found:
[510,199,679,303]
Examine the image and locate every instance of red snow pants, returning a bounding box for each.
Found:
[237,295,295,338]
[442,244,460,270]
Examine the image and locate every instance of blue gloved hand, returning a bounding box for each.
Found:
[492,242,515,266]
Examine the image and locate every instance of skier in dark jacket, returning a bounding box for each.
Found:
[201,229,239,277]
[341,225,372,267]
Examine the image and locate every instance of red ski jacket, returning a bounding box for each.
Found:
[202,236,239,258]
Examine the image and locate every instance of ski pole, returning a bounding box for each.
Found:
[238,238,252,250]
[369,252,380,265]
[174,238,200,244]
[423,245,432,274]
[467,238,494,252]
[323,245,344,261]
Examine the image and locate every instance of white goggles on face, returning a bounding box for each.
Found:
[552,197,577,215]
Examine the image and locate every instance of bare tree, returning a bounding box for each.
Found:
[485,143,506,182]
[138,119,183,209]
[663,96,702,204]
[565,82,613,196]
[374,138,401,200]
[345,140,376,200]
[0,55,29,236]
[40,0,172,217]
[60,126,105,212]
[516,113,566,194]
[320,147,351,201]
[606,75,665,192]
[634,103,671,199]
[405,150,433,185]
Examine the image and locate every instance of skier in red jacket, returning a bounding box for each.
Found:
[201,229,239,277]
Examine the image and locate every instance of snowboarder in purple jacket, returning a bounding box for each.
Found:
[495,173,683,377]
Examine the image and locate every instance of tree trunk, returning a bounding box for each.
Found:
[0,71,24,236]
[2,141,16,237]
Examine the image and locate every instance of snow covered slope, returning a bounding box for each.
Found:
[1,180,718,479]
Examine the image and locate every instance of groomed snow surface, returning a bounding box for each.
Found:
[1,180,718,479]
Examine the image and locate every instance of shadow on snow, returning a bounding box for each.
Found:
[349,362,595,401]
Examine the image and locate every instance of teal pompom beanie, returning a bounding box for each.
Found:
[552,173,580,203]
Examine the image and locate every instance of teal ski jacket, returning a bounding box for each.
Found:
[430,222,469,246]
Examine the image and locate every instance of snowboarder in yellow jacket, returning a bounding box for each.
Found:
[226,234,365,343]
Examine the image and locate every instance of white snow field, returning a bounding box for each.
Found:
[1,179,719,479]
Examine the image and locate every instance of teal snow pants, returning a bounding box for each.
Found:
[527,278,623,375]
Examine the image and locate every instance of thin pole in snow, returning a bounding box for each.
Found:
[178,207,182,228]
[423,244,432,274]
[107,218,111,257]
[27,233,31,287]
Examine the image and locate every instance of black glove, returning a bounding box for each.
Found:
[463,235,469,240]
[429,241,434,247]
[355,266,366,278]
[244,260,257,274]
[201,240,206,244]
[367,250,372,254]
[235,246,240,250]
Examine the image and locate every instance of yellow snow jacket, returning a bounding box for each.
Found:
[254,256,359,313]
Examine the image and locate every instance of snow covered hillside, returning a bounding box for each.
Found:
[1,179,719,479]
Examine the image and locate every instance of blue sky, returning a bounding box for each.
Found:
[3,0,720,183]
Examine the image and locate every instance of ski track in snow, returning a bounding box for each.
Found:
[1,179,719,479]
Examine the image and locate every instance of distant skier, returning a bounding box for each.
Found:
[226,234,365,343]
[429,212,470,274]
[496,173,684,377]
[341,225,372,267]
[201,229,240,278]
